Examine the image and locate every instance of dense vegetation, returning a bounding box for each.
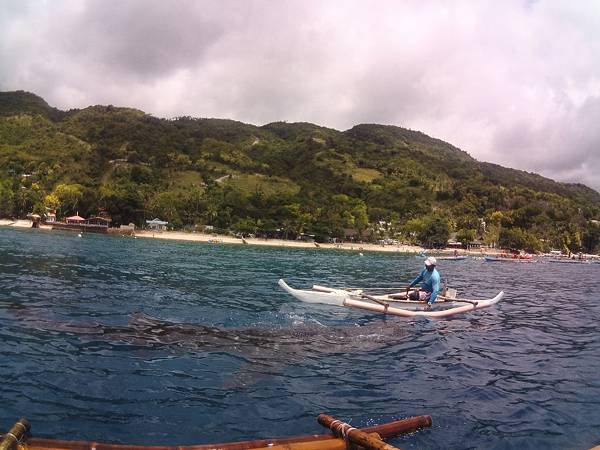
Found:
[1,90,599,253]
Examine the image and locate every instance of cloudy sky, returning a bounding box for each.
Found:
[2,0,600,190]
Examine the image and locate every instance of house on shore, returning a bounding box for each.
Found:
[52,213,109,234]
[66,214,86,224]
[87,216,112,227]
[146,218,168,232]
[44,209,57,224]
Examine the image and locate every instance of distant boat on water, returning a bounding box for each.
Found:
[485,254,536,263]
[547,258,590,264]
[436,256,468,261]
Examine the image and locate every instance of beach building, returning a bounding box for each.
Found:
[146,218,168,231]
[296,233,316,242]
[447,239,462,249]
[44,209,57,223]
[53,213,109,234]
[87,216,112,227]
[467,239,485,250]
[65,214,86,224]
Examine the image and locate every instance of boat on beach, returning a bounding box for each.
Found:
[1,414,432,450]
[279,279,503,318]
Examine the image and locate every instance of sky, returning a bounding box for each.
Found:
[2,0,600,191]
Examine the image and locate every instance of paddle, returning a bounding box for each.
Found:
[360,293,390,307]
[359,293,396,314]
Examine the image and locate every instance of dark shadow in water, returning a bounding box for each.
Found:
[17,311,410,387]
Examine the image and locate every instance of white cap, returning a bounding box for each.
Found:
[425,256,437,266]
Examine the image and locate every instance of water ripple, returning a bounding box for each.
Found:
[1,228,600,449]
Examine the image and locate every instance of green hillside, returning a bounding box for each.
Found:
[1,90,599,253]
[0,91,66,121]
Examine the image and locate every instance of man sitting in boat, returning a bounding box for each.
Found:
[403,256,441,307]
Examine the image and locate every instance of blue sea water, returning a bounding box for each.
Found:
[1,227,599,450]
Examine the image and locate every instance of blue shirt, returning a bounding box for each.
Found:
[409,267,441,304]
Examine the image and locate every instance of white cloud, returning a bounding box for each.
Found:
[1,0,600,191]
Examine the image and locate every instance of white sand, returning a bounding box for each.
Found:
[134,230,429,253]
[0,218,493,255]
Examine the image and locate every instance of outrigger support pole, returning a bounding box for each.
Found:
[0,419,30,450]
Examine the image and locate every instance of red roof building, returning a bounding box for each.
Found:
[66,215,86,224]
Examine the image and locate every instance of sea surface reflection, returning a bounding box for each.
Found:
[1,227,599,449]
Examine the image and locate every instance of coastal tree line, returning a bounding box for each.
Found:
[1,91,600,253]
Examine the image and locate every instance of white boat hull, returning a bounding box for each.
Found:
[277,279,349,306]
[547,259,590,264]
[278,279,503,317]
[485,256,535,263]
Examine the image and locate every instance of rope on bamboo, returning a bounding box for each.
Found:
[318,414,401,450]
[329,419,357,439]
[0,419,30,450]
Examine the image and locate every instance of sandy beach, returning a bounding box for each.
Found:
[134,229,463,255]
[0,219,42,228]
[135,230,492,255]
[1,218,493,255]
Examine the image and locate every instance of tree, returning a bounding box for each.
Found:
[0,179,15,217]
[14,185,44,218]
[348,201,369,239]
[321,194,369,239]
[499,228,524,251]
[99,181,145,225]
[44,193,60,210]
[456,228,476,245]
[147,190,188,228]
[498,227,540,252]
[417,216,450,248]
[53,183,85,216]
[232,217,259,235]
[582,222,600,253]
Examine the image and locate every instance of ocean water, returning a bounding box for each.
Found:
[1,227,599,450]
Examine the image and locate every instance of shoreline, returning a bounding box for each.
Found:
[0,218,497,256]
[135,229,431,253]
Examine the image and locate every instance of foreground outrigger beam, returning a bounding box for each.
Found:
[2,415,431,450]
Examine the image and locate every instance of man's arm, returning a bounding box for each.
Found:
[409,273,423,288]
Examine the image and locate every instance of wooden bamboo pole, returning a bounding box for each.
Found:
[17,415,432,450]
[0,419,30,450]
[317,414,400,450]
[253,432,387,450]
[248,437,347,450]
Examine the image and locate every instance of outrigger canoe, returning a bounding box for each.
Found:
[484,256,535,263]
[1,414,431,450]
[279,279,503,318]
[547,258,590,264]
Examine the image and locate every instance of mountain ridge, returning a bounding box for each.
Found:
[1,90,598,252]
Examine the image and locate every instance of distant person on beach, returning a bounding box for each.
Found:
[396,256,441,307]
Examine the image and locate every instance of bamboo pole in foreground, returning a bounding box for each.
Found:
[5,414,432,450]
[317,414,400,450]
[0,419,30,450]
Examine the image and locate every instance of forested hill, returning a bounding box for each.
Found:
[1,90,599,253]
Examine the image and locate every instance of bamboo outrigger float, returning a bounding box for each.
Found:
[1,415,432,450]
